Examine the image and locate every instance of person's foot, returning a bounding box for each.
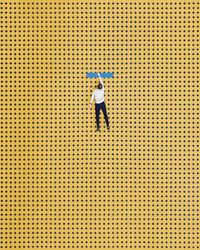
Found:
[107,126,110,131]
[96,128,100,132]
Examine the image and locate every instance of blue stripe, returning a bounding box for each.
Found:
[86,72,114,78]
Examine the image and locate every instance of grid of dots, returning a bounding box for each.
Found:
[0,0,199,249]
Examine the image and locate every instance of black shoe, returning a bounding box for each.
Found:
[96,128,100,132]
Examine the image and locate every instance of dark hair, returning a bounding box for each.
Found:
[98,83,103,89]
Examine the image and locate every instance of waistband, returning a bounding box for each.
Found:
[95,101,104,105]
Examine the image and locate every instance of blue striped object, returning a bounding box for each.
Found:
[86,72,114,78]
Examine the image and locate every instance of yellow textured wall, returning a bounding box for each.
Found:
[0,0,199,249]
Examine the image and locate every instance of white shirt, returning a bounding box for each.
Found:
[90,79,105,104]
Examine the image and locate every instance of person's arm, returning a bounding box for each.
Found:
[90,91,94,106]
[97,73,104,88]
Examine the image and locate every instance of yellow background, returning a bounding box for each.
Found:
[0,0,199,249]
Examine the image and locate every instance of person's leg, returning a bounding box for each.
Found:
[95,103,101,130]
[101,102,109,128]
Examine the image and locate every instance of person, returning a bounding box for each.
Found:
[90,73,110,132]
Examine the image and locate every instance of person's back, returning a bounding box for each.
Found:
[92,86,104,104]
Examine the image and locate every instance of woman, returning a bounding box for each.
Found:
[90,73,110,132]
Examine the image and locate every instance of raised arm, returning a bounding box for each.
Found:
[97,73,104,88]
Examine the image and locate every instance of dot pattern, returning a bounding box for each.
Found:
[0,0,199,249]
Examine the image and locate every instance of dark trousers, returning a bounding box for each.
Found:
[95,101,109,129]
